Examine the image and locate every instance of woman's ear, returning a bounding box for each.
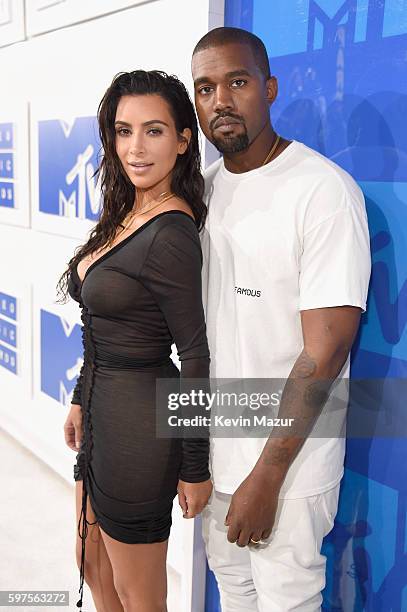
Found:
[178,128,192,155]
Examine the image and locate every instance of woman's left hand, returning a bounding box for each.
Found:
[177,479,213,518]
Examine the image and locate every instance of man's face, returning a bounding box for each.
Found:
[192,43,275,154]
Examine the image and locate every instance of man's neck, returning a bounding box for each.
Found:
[222,125,291,174]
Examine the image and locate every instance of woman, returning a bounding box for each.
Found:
[56,70,212,612]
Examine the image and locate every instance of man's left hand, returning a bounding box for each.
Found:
[225,471,280,547]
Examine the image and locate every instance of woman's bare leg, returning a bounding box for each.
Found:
[75,481,124,612]
[99,526,169,612]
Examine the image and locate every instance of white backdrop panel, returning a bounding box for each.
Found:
[26,0,160,36]
[0,0,25,47]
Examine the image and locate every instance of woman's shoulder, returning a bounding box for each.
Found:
[146,197,198,237]
[149,210,200,246]
[139,205,201,268]
[158,196,196,224]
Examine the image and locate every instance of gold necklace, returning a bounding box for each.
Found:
[120,191,174,231]
[261,134,281,166]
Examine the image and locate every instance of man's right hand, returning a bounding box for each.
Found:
[64,403,83,452]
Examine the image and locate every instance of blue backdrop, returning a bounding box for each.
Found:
[205,1,407,610]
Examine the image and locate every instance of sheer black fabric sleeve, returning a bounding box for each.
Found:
[140,218,211,483]
[71,360,85,406]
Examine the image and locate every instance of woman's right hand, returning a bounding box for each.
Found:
[63,403,83,452]
[177,478,213,518]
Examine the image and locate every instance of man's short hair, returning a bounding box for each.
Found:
[193,27,271,80]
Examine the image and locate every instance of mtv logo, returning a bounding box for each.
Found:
[40,309,83,406]
[253,0,407,57]
[38,116,102,220]
[349,183,407,368]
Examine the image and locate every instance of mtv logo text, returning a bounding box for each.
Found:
[38,117,102,220]
[254,0,407,57]
[0,123,15,209]
[40,309,83,406]
[0,291,18,374]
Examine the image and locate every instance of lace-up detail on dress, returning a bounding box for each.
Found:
[75,302,98,611]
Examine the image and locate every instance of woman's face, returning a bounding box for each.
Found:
[114,94,190,191]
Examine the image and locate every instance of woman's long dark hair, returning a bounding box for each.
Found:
[56,70,206,304]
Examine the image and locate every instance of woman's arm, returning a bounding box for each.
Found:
[139,217,211,485]
[71,359,84,406]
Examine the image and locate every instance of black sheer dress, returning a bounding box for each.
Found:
[66,211,210,610]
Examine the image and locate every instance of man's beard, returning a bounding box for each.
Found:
[211,131,250,154]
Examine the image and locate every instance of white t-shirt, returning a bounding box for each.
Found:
[201,140,371,499]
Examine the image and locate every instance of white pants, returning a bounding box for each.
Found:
[202,483,340,612]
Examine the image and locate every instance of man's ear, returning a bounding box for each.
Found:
[265,76,278,105]
[178,128,192,154]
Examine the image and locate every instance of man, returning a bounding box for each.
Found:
[191,27,371,611]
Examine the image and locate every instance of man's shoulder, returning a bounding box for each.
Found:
[291,144,368,235]
[295,142,361,197]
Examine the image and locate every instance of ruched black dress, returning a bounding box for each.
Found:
[67,211,210,611]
